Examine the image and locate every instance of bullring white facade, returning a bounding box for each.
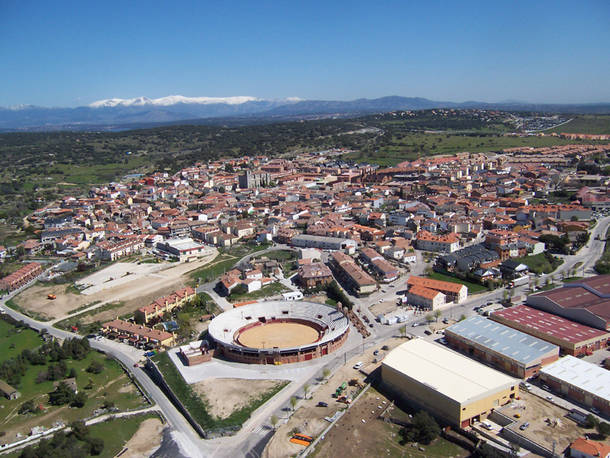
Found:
[208,301,350,364]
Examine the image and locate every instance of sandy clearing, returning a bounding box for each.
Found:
[12,250,217,320]
[191,378,284,420]
[120,417,165,458]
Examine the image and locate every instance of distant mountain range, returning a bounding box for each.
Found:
[1,95,609,132]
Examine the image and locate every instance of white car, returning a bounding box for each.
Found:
[353,362,363,370]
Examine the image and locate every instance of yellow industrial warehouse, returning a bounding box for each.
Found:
[381,339,519,427]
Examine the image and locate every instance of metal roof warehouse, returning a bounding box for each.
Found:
[540,356,610,416]
[445,315,559,378]
[491,305,610,356]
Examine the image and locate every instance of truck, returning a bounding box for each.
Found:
[508,276,529,289]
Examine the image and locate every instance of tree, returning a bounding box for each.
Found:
[19,400,36,415]
[87,437,104,456]
[303,383,310,400]
[401,411,440,445]
[49,381,75,406]
[459,314,466,322]
[290,396,297,412]
[425,313,434,323]
[399,325,407,338]
[270,414,278,430]
[86,360,104,375]
[322,368,331,381]
[596,421,610,439]
[433,310,442,322]
[71,391,87,408]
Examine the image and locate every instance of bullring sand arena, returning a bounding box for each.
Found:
[208,301,350,365]
[237,322,320,348]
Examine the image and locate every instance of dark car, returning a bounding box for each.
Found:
[317,402,328,407]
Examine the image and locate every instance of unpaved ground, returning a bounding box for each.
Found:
[191,378,284,419]
[238,322,319,348]
[263,336,407,458]
[120,417,165,458]
[370,300,398,316]
[310,388,468,458]
[499,391,608,452]
[12,251,217,320]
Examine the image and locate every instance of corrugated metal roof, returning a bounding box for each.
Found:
[541,356,610,402]
[446,315,559,365]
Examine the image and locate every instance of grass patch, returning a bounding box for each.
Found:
[547,115,610,135]
[0,350,146,435]
[427,272,486,294]
[515,252,563,274]
[255,249,295,262]
[54,301,124,335]
[152,351,288,432]
[228,282,290,303]
[0,318,43,361]
[562,277,583,283]
[188,254,237,284]
[345,132,594,166]
[88,413,161,458]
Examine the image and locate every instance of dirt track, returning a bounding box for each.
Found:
[12,251,217,321]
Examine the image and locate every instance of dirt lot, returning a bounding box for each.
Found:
[263,336,409,458]
[309,388,468,458]
[499,390,609,452]
[121,417,165,458]
[12,252,217,321]
[370,300,399,316]
[192,378,285,419]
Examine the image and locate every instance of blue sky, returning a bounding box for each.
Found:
[1,1,609,106]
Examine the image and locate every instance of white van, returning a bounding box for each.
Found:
[481,421,494,430]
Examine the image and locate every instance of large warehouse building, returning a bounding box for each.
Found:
[445,315,559,378]
[491,305,610,356]
[540,356,610,416]
[381,339,519,428]
[527,275,610,330]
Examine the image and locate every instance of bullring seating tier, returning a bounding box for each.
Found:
[207,300,350,352]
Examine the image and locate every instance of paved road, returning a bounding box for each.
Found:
[2,219,609,457]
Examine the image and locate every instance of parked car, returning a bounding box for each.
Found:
[353,362,363,370]
[481,421,494,430]
[317,402,328,408]
[373,350,379,356]
[519,422,530,431]
[546,396,553,401]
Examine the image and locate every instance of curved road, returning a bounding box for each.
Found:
[1,218,608,457]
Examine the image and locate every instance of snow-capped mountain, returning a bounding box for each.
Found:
[89,95,265,108]
[1,95,608,131]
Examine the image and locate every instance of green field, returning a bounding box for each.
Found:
[0,319,43,360]
[346,132,595,166]
[88,413,161,458]
[427,271,487,294]
[515,252,563,274]
[547,115,610,135]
